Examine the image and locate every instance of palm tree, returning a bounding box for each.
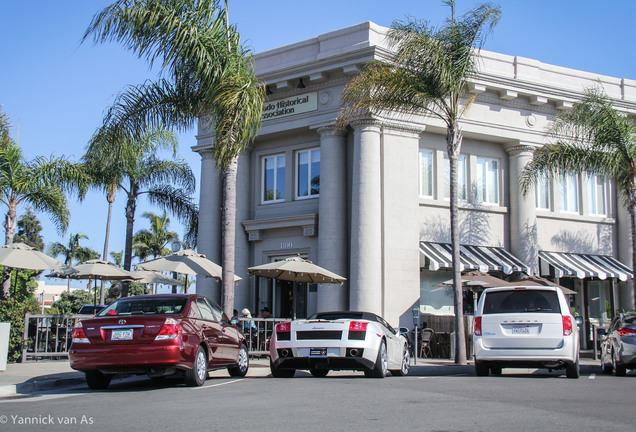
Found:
[0,125,88,297]
[338,0,500,364]
[83,127,197,297]
[133,210,178,259]
[83,0,264,315]
[48,232,90,292]
[110,251,123,268]
[521,87,636,291]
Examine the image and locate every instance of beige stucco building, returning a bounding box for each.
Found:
[194,22,636,347]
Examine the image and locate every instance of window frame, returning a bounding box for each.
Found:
[536,173,552,211]
[419,149,435,198]
[476,156,501,205]
[587,173,607,216]
[559,172,580,214]
[443,153,468,201]
[295,148,320,200]
[261,153,286,204]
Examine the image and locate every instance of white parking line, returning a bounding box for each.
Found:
[192,379,245,390]
[589,374,596,380]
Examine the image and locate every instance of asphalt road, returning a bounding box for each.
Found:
[1,364,634,432]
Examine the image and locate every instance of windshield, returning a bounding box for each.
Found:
[483,290,561,314]
[98,297,187,316]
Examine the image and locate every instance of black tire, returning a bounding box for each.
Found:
[270,359,295,378]
[185,345,208,386]
[565,357,580,379]
[475,360,489,376]
[602,357,613,374]
[309,368,329,377]
[390,346,410,376]
[367,340,387,378]
[490,364,502,376]
[228,344,249,377]
[613,351,627,376]
[85,371,112,390]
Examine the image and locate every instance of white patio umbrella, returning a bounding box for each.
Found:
[49,260,140,281]
[0,242,74,295]
[129,270,184,294]
[0,242,72,272]
[248,256,346,319]
[136,249,240,293]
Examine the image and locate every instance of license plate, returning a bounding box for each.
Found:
[310,348,327,357]
[111,329,134,340]
[512,326,530,334]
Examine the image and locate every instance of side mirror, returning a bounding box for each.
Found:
[575,316,584,326]
[399,327,410,336]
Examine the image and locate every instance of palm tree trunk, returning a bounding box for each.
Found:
[221,156,238,318]
[2,203,17,297]
[101,189,115,304]
[630,203,636,306]
[122,191,137,297]
[448,126,467,365]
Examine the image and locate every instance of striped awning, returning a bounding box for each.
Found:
[539,251,633,281]
[419,242,531,275]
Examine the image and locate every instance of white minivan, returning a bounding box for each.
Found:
[473,286,580,378]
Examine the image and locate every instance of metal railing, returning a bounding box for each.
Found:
[21,313,288,362]
[21,313,91,362]
[238,317,287,356]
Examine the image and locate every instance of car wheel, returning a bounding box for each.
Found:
[270,359,295,378]
[490,364,502,376]
[475,360,489,377]
[565,357,580,379]
[602,356,613,374]
[185,345,208,386]
[391,346,410,376]
[228,344,249,377]
[309,368,329,377]
[367,340,388,378]
[85,371,112,390]
[613,351,627,377]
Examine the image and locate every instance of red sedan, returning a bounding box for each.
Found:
[70,294,248,389]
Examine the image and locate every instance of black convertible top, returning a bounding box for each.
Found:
[308,311,380,321]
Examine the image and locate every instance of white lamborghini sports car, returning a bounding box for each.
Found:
[269,311,410,378]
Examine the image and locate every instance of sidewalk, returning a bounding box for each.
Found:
[0,356,602,397]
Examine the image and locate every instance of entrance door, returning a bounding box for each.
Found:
[275,280,308,319]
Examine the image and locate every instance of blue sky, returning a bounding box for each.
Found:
[1,0,635,287]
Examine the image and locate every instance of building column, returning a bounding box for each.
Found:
[350,120,382,314]
[316,125,348,312]
[381,124,422,326]
[505,142,538,275]
[195,147,222,301]
[234,150,252,311]
[616,197,635,309]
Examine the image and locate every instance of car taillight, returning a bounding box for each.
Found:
[276,322,291,333]
[155,318,182,341]
[562,316,573,336]
[349,321,368,332]
[617,327,636,337]
[72,322,90,344]
[474,317,482,336]
[348,321,368,340]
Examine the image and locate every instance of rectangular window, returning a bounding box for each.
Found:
[536,174,551,210]
[262,154,285,203]
[476,157,500,205]
[444,154,467,201]
[419,149,434,197]
[560,173,579,213]
[587,173,606,216]
[296,149,320,198]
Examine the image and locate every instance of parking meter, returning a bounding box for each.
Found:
[412,307,420,327]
